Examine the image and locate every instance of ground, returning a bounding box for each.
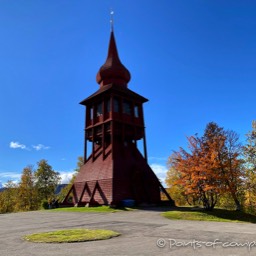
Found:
[1,207,256,256]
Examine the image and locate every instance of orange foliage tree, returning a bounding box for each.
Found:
[168,122,244,210]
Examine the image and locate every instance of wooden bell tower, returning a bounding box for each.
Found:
[63,29,174,207]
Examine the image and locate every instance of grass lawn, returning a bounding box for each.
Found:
[49,206,133,213]
[163,207,256,223]
[23,229,120,243]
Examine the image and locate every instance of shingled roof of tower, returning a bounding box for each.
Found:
[80,83,148,105]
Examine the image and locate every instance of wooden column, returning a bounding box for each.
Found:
[143,130,148,163]
[84,128,87,163]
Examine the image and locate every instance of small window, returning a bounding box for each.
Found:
[114,98,119,112]
[105,98,110,113]
[89,106,93,120]
[97,102,102,116]
[134,105,139,118]
[123,100,132,115]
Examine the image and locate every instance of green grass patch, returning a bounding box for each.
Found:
[23,229,120,243]
[163,207,256,223]
[50,206,133,213]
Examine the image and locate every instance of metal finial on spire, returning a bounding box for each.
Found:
[110,9,114,31]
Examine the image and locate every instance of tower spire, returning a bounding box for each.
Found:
[96,26,131,87]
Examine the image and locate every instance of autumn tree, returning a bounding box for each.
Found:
[34,159,61,201]
[17,165,40,211]
[169,134,220,210]
[167,122,243,210]
[165,164,196,206]
[0,181,18,213]
[219,129,244,210]
[201,123,244,210]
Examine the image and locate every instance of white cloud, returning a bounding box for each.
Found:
[59,171,75,184]
[9,141,27,150]
[150,163,168,186]
[150,163,168,175]
[9,141,50,151]
[32,144,50,151]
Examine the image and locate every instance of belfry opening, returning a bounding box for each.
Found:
[62,29,174,207]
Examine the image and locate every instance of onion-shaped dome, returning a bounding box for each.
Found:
[96,31,131,87]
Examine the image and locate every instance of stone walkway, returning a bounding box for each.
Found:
[0,208,256,255]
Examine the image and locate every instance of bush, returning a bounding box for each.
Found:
[41,200,49,209]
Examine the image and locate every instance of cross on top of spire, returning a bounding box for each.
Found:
[110,9,114,31]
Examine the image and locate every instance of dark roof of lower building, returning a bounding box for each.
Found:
[55,184,68,195]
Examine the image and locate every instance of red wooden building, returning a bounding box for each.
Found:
[63,30,174,207]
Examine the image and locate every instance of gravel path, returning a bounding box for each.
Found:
[0,208,256,255]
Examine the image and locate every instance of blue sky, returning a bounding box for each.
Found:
[1,1,256,187]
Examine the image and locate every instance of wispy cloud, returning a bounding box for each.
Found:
[9,141,50,151]
[9,141,28,150]
[0,171,22,185]
[0,170,75,187]
[148,156,168,162]
[32,144,50,151]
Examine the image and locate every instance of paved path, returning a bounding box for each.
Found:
[0,208,256,256]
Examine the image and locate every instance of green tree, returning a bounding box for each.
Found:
[34,159,61,201]
[244,121,256,168]
[243,121,256,212]
[17,165,40,211]
[74,156,84,173]
[58,156,84,202]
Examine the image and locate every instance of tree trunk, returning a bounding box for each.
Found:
[232,193,241,211]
